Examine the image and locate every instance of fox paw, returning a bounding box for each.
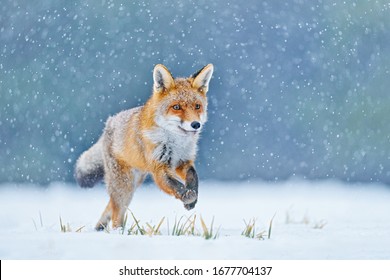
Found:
[181,189,197,205]
[184,200,197,210]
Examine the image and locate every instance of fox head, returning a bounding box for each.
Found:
[151,63,214,136]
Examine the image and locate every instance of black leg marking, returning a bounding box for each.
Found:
[185,166,198,192]
[183,166,198,208]
[166,174,197,205]
[95,222,106,232]
[166,175,186,196]
[184,200,197,210]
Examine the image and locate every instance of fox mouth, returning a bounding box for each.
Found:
[177,126,198,134]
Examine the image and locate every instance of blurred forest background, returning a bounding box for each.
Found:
[1,0,390,185]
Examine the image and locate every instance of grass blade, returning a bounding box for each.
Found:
[39,211,43,227]
[268,213,276,239]
[121,213,128,235]
[32,219,38,231]
[75,225,85,233]
[154,217,166,235]
[200,216,217,240]
[130,211,145,235]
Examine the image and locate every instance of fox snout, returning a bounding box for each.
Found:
[179,120,203,133]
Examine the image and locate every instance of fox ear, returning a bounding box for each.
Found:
[192,64,214,93]
[153,64,175,92]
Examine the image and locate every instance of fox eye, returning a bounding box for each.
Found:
[172,104,181,110]
[195,104,201,110]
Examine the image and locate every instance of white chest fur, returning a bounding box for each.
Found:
[145,127,198,168]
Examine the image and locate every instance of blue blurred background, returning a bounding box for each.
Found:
[1,0,389,185]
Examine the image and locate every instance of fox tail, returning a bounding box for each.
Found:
[75,138,104,188]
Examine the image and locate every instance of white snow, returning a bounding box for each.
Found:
[0,180,389,260]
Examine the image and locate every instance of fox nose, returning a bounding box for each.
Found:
[191,121,201,130]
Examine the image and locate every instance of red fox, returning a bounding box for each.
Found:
[75,63,214,230]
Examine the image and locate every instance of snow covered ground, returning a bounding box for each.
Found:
[0,180,389,260]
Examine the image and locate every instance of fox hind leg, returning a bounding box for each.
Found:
[95,198,114,231]
[96,168,146,230]
[96,154,146,230]
[96,195,131,231]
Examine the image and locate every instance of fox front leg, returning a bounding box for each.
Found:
[175,163,198,209]
[153,166,198,209]
[165,171,198,207]
[182,166,198,210]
